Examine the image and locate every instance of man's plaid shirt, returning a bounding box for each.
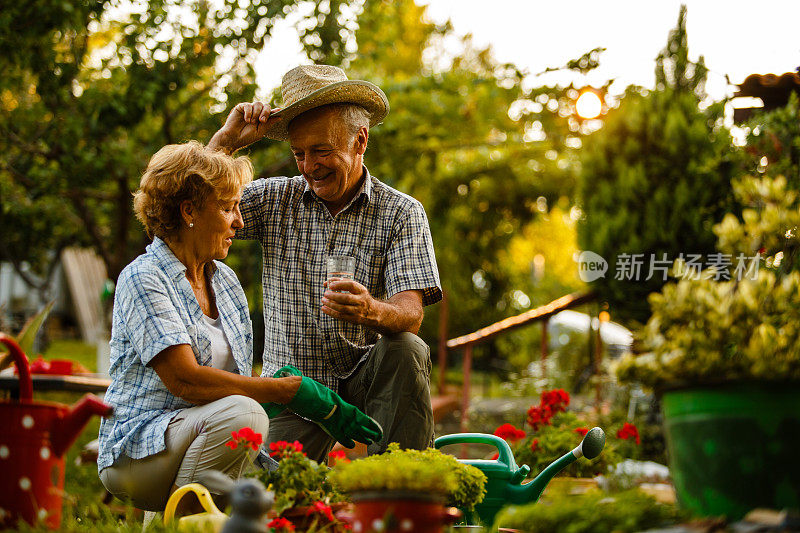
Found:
[238,167,442,391]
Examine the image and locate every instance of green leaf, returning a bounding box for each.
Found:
[16,300,55,356]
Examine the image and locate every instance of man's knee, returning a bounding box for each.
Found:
[374,332,430,373]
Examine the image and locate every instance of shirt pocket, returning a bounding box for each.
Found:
[354,248,386,300]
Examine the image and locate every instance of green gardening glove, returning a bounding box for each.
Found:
[261,366,383,449]
[260,365,306,419]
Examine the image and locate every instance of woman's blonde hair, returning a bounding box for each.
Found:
[133,141,253,239]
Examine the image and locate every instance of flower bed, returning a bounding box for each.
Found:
[492,389,642,479]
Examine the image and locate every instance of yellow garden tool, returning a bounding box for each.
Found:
[164,483,229,532]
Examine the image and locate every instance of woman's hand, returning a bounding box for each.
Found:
[263,365,383,448]
[208,102,282,154]
[273,375,302,404]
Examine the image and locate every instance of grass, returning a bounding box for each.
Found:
[42,339,97,372]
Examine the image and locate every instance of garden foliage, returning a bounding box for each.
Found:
[616,174,800,389]
[494,488,684,533]
[247,441,343,516]
[577,6,735,325]
[502,390,641,478]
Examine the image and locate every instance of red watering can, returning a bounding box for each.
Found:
[0,333,113,529]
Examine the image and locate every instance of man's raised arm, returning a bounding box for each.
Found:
[208,102,280,154]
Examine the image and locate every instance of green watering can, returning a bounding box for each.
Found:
[434,427,606,525]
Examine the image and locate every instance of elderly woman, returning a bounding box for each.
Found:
[98,141,379,511]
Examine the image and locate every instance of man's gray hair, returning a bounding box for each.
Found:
[328,103,371,137]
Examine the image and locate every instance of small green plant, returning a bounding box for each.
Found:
[247,441,344,515]
[328,443,487,512]
[494,487,684,532]
[0,301,54,372]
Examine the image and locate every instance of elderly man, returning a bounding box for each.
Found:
[208,65,442,463]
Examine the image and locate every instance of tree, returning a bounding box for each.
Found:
[344,0,594,348]
[577,5,736,325]
[0,0,341,300]
[3,0,602,366]
[741,92,800,189]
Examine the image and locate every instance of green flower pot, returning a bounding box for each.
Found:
[661,381,800,519]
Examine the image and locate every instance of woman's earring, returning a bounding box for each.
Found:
[189,222,194,228]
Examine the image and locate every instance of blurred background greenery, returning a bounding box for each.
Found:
[1,0,798,381]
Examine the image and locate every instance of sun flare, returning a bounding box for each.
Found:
[576,91,602,120]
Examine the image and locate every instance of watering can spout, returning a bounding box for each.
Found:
[508,426,606,505]
[51,394,113,457]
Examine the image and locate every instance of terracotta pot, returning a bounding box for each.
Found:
[339,491,461,533]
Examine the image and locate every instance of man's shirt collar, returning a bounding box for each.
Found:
[302,166,373,211]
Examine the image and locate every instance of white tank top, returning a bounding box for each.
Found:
[202,314,237,373]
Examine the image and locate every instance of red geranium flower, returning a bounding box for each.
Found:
[267,517,295,532]
[541,389,569,414]
[526,405,552,430]
[225,427,263,451]
[493,423,526,442]
[328,449,350,466]
[526,389,571,430]
[305,501,335,522]
[269,440,305,457]
[617,422,641,445]
[530,438,540,453]
[574,427,589,437]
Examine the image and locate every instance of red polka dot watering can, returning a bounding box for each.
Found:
[0,333,113,529]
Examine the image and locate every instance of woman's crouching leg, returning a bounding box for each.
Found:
[174,395,269,487]
[99,395,268,511]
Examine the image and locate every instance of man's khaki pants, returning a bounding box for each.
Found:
[99,395,268,511]
[266,332,435,463]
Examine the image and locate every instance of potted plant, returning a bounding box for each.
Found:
[247,440,349,532]
[328,444,487,533]
[615,174,800,519]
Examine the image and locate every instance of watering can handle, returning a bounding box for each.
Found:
[164,483,225,525]
[0,334,32,401]
[434,433,518,469]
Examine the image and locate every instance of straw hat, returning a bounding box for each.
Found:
[265,65,389,141]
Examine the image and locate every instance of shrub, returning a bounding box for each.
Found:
[495,488,684,532]
[328,443,487,512]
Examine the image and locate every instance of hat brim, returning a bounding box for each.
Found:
[264,80,389,141]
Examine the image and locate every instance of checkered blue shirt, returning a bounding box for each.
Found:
[239,167,442,391]
[98,237,253,470]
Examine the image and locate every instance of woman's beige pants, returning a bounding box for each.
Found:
[99,395,268,511]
